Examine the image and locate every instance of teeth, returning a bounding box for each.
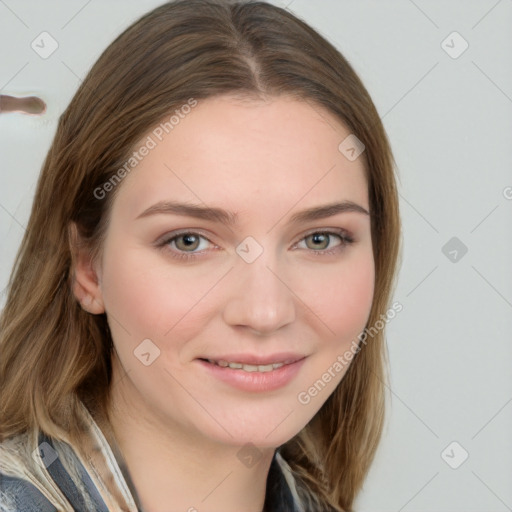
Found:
[207,359,286,372]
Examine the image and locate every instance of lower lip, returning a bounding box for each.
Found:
[196,358,306,392]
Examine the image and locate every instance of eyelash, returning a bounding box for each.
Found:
[156,229,354,262]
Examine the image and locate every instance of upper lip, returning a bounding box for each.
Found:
[198,352,306,365]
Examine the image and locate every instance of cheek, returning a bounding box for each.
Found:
[301,250,375,345]
[292,252,374,413]
[99,244,222,349]
[333,262,374,336]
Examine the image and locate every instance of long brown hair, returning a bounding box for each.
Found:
[0,1,401,510]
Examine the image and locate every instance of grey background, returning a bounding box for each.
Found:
[1,1,511,510]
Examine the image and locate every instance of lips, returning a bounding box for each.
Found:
[198,352,305,374]
[196,354,307,392]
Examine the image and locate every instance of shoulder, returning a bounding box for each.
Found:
[0,433,57,512]
[0,473,57,512]
[0,423,122,512]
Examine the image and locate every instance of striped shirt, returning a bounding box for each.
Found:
[0,401,303,511]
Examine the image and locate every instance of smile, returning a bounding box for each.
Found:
[197,356,306,392]
[205,359,290,372]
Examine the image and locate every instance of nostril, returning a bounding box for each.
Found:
[0,94,46,115]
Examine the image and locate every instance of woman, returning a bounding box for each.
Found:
[0,0,401,510]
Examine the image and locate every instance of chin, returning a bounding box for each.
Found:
[194,405,312,450]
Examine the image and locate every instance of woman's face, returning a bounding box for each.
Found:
[95,94,374,447]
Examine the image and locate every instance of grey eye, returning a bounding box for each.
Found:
[174,234,201,251]
[303,232,341,251]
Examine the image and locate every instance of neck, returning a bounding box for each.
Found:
[104,359,275,512]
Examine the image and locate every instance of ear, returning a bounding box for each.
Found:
[68,222,105,315]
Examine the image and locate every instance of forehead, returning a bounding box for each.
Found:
[114,95,369,223]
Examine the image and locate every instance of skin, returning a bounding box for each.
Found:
[0,94,46,114]
[73,94,374,512]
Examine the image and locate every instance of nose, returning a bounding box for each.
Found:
[222,250,296,336]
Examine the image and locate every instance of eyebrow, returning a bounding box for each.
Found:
[135,200,370,225]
